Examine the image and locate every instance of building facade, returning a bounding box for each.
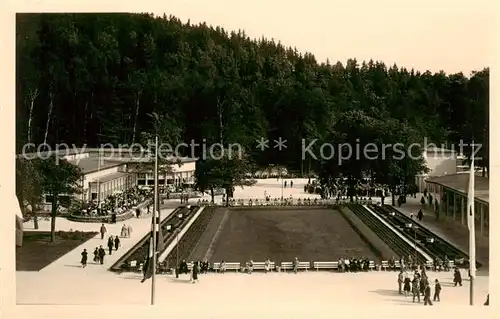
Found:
[415,147,458,192]
[19,148,197,206]
[425,173,489,237]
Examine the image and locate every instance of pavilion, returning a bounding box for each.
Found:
[425,173,489,237]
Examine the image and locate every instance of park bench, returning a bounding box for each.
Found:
[212,262,241,272]
[381,260,389,271]
[369,260,375,270]
[252,261,275,271]
[313,261,339,271]
[280,261,310,272]
[394,260,401,270]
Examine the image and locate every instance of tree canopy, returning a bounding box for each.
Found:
[16,13,489,190]
[16,155,82,241]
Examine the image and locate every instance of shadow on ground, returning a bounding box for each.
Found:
[369,289,401,297]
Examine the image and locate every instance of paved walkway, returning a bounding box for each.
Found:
[394,194,489,268]
[22,207,176,275]
[16,180,490,308]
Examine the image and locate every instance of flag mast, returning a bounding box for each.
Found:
[468,142,476,306]
[151,135,159,305]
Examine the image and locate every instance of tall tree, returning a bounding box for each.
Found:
[36,156,83,242]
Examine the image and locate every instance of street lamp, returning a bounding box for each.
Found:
[413,225,418,261]
[175,230,180,278]
[280,169,284,201]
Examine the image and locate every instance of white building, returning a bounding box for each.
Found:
[415,147,458,192]
[18,148,197,205]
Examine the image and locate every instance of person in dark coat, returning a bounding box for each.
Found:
[81,249,88,268]
[403,276,411,297]
[98,245,106,264]
[107,236,114,255]
[412,277,421,303]
[100,224,107,239]
[191,261,199,283]
[420,275,428,296]
[453,268,462,286]
[417,209,423,221]
[433,279,441,301]
[484,294,489,306]
[93,247,99,263]
[114,236,120,251]
[179,260,188,274]
[397,271,404,294]
[423,283,433,305]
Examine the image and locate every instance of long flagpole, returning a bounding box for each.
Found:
[97,148,101,209]
[468,143,476,306]
[151,135,159,305]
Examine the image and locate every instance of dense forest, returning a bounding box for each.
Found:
[16,13,489,181]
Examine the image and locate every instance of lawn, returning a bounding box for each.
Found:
[16,231,98,271]
[204,208,377,263]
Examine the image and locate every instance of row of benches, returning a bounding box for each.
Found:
[217,200,375,207]
[128,259,456,273]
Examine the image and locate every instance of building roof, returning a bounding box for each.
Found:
[90,171,129,184]
[425,147,456,154]
[426,173,489,204]
[68,158,124,174]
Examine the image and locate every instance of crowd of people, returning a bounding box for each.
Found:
[81,187,151,218]
[79,223,134,267]
[397,266,440,305]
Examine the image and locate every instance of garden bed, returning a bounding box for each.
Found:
[16,231,98,271]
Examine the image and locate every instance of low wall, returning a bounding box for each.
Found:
[159,206,205,261]
[228,205,333,210]
[67,199,152,223]
[340,207,397,260]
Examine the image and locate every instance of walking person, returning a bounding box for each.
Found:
[114,236,120,251]
[120,225,127,238]
[423,283,433,306]
[420,274,428,296]
[190,261,199,283]
[453,268,463,286]
[403,275,411,297]
[433,279,441,302]
[93,247,99,264]
[293,257,299,274]
[412,276,421,303]
[100,224,107,239]
[81,249,88,268]
[189,261,194,282]
[290,180,293,188]
[264,258,271,273]
[127,225,133,238]
[98,245,105,264]
[246,260,254,274]
[397,270,404,295]
[417,209,423,222]
[107,236,114,255]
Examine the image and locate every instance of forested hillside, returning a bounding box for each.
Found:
[16,13,489,176]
